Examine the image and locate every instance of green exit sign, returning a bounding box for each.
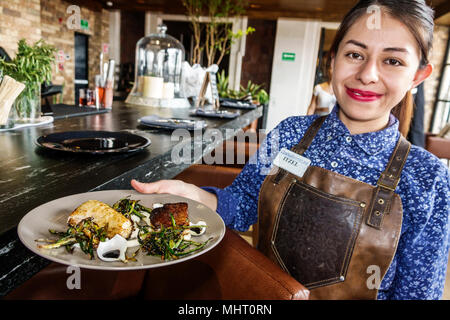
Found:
[81,19,89,30]
[282,52,295,61]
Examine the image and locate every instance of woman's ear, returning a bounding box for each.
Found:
[411,63,433,89]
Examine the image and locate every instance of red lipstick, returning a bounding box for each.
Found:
[346,87,383,102]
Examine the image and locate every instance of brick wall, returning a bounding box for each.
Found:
[0,0,110,104]
[0,0,42,56]
[424,24,450,132]
[40,0,110,104]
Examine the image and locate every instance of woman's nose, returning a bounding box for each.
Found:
[356,59,379,84]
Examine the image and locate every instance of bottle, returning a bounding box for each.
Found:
[103,59,115,109]
[79,88,86,106]
[95,75,104,109]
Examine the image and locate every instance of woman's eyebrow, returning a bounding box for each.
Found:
[345,40,367,49]
[345,39,409,54]
[383,47,409,53]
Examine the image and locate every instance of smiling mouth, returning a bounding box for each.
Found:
[346,87,383,102]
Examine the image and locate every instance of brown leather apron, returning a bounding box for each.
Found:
[257,116,411,299]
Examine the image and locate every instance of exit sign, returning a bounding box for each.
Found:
[282,52,295,61]
[81,19,89,30]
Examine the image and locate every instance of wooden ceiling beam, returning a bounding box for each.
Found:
[92,0,186,13]
[245,9,346,21]
[66,0,448,24]
[66,0,105,12]
[434,1,450,19]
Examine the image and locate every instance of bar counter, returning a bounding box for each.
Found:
[0,101,262,296]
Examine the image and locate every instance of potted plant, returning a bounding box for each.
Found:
[182,0,255,67]
[217,70,269,105]
[0,39,56,123]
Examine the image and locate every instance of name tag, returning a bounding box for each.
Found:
[273,148,311,178]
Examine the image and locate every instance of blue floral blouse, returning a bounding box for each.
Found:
[203,105,450,300]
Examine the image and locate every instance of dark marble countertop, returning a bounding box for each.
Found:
[0,101,262,296]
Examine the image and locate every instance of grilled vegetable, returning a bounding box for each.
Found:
[137,214,211,261]
[37,218,108,259]
[112,197,152,220]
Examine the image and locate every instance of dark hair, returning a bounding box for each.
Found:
[326,0,435,136]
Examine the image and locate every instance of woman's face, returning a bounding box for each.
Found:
[331,12,431,133]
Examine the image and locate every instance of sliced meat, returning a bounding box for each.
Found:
[150,202,189,228]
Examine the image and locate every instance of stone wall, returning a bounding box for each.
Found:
[0,0,109,104]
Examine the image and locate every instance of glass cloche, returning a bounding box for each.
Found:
[125,24,190,108]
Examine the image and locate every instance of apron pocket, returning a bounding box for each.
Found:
[272,180,364,289]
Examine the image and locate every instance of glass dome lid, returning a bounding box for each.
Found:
[126,24,190,108]
[139,24,185,53]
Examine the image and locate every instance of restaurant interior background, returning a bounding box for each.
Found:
[0,0,449,133]
[0,0,449,299]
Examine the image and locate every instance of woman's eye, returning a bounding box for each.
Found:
[346,52,363,60]
[385,58,402,66]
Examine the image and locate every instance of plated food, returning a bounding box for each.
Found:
[18,190,225,270]
[35,196,211,262]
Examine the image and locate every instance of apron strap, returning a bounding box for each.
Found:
[271,115,327,184]
[291,116,328,154]
[366,135,411,229]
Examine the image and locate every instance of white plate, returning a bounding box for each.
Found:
[17,190,225,270]
[0,116,53,132]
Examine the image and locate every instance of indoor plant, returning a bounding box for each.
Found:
[182,0,255,67]
[217,69,269,105]
[0,39,56,122]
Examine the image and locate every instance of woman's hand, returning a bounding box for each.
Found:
[131,179,218,212]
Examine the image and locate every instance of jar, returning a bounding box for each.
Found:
[126,24,190,108]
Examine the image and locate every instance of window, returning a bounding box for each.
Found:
[431,35,450,134]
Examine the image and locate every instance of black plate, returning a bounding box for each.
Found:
[36,131,151,154]
[189,109,240,119]
[138,117,207,130]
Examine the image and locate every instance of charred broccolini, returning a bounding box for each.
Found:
[137,214,211,261]
[36,217,108,259]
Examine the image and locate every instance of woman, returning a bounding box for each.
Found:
[132,0,449,300]
[306,80,336,116]
[307,63,336,116]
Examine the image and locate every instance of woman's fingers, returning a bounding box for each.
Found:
[131,179,218,212]
[131,179,163,194]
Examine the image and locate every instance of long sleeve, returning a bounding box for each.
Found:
[202,116,316,231]
[380,163,450,300]
[202,122,285,231]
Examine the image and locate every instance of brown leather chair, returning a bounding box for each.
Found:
[175,164,242,189]
[174,137,260,190]
[139,229,309,300]
[425,133,450,159]
[4,263,147,300]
